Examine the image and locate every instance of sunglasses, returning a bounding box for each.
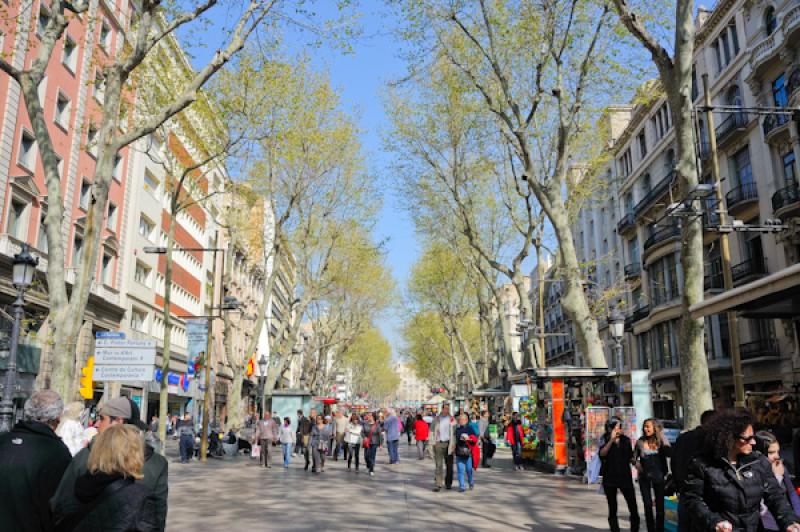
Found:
[738,434,756,444]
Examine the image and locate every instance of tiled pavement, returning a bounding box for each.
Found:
[166,441,633,531]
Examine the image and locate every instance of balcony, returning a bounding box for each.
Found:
[617,212,636,235]
[731,256,767,286]
[772,182,800,219]
[762,113,791,140]
[643,225,680,256]
[740,338,780,361]
[631,304,650,324]
[624,262,641,280]
[725,182,759,215]
[749,4,800,79]
[634,170,675,219]
[704,257,723,291]
[715,112,749,148]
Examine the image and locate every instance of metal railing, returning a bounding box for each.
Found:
[772,182,800,213]
[762,113,790,136]
[635,170,675,218]
[704,257,723,290]
[643,225,680,253]
[617,212,636,233]
[624,262,641,278]
[631,304,650,323]
[725,181,758,210]
[715,111,749,144]
[731,256,767,284]
[740,338,780,360]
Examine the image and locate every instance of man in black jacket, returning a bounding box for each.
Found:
[0,390,72,532]
[51,397,168,531]
[672,409,716,531]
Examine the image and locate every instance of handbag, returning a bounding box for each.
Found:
[363,423,377,449]
[456,440,471,458]
[251,444,261,458]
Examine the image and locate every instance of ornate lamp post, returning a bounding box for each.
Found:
[0,244,39,433]
[257,354,268,415]
[608,308,625,406]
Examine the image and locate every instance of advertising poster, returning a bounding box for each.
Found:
[631,370,653,433]
[186,319,208,374]
[584,406,610,465]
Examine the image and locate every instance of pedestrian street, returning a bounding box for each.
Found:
[167,442,631,531]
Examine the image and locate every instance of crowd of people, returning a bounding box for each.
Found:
[598,410,800,532]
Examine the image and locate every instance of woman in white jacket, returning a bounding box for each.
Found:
[56,401,89,456]
[279,417,296,468]
[344,413,363,472]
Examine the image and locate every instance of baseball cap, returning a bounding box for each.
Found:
[99,397,147,430]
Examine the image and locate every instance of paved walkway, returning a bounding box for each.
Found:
[167,441,633,531]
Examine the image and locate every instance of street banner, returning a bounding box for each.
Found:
[186,319,208,373]
[631,370,653,431]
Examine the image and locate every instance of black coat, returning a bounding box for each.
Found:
[0,420,72,532]
[684,452,799,531]
[57,472,159,532]
[672,427,703,490]
[599,434,634,488]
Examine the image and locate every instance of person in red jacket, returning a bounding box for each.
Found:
[414,413,430,459]
[506,412,525,471]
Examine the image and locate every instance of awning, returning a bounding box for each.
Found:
[470,388,509,397]
[509,365,617,383]
[690,263,800,319]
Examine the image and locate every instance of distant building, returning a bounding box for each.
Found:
[394,363,431,405]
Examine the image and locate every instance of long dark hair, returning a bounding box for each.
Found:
[701,410,753,460]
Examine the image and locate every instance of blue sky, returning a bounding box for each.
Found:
[181,2,416,359]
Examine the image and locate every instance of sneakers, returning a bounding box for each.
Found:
[458,488,466,493]
[433,487,441,492]
[369,471,375,476]
[469,484,474,491]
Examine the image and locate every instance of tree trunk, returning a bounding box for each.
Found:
[510,270,538,369]
[225,368,245,430]
[156,216,177,454]
[546,193,607,368]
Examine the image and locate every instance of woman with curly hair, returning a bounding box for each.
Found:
[683,410,800,532]
[634,418,671,532]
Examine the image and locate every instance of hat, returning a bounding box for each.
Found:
[99,397,147,430]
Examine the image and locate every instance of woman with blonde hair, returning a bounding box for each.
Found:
[54,424,158,531]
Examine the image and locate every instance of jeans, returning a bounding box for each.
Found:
[294,433,303,454]
[334,434,346,459]
[347,443,360,469]
[179,434,194,462]
[407,430,413,444]
[387,439,400,463]
[604,484,640,532]
[639,476,665,532]
[364,444,378,472]
[282,443,292,467]
[312,445,326,471]
[259,439,273,467]
[434,442,454,488]
[456,456,474,490]
[416,439,428,459]
[510,441,523,465]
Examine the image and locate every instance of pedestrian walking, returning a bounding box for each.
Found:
[57,401,90,457]
[53,424,159,532]
[302,409,317,471]
[599,417,640,532]
[478,411,493,468]
[384,408,402,465]
[431,403,456,492]
[345,413,363,471]
[310,416,332,474]
[0,390,72,532]
[176,412,195,464]
[279,417,295,469]
[361,412,382,477]
[634,418,671,532]
[405,411,415,445]
[671,409,717,531]
[254,412,279,468]
[333,411,348,461]
[455,413,478,493]
[755,430,800,531]
[149,416,158,435]
[414,413,429,460]
[296,410,311,458]
[51,397,168,531]
[684,410,800,532]
[506,412,525,471]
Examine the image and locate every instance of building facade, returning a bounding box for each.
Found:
[394,362,431,406]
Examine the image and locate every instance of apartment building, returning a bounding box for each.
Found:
[608,0,800,417]
[0,0,137,398]
[394,362,431,405]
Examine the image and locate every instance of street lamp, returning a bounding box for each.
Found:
[0,244,39,433]
[608,308,625,406]
[257,354,268,415]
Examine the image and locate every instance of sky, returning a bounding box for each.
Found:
[181,2,417,360]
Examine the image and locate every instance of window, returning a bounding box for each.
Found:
[131,309,148,333]
[619,149,633,178]
[134,261,151,286]
[138,215,154,239]
[731,146,753,187]
[62,35,78,72]
[765,7,777,36]
[772,73,788,108]
[729,20,739,55]
[37,211,48,253]
[18,130,36,170]
[782,151,796,184]
[624,192,634,214]
[638,131,647,159]
[652,104,671,141]
[106,202,117,231]
[79,179,91,210]
[112,154,123,181]
[7,200,27,240]
[691,66,698,102]
[143,170,159,193]
[713,20,739,74]
[37,6,51,37]
[101,253,114,285]
[94,71,105,103]
[726,85,742,107]
[641,173,652,194]
[99,20,112,51]
[648,253,681,307]
[86,125,98,157]
[629,236,640,266]
[54,92,71,129]
[72,235,83,266]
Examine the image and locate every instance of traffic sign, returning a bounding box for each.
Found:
[93,364,153,382]
[93,337,156,382]
[95,331,126,339]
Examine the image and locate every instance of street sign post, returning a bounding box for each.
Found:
[93,333,156,382]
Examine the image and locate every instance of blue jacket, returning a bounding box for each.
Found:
[385,415,401,441]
